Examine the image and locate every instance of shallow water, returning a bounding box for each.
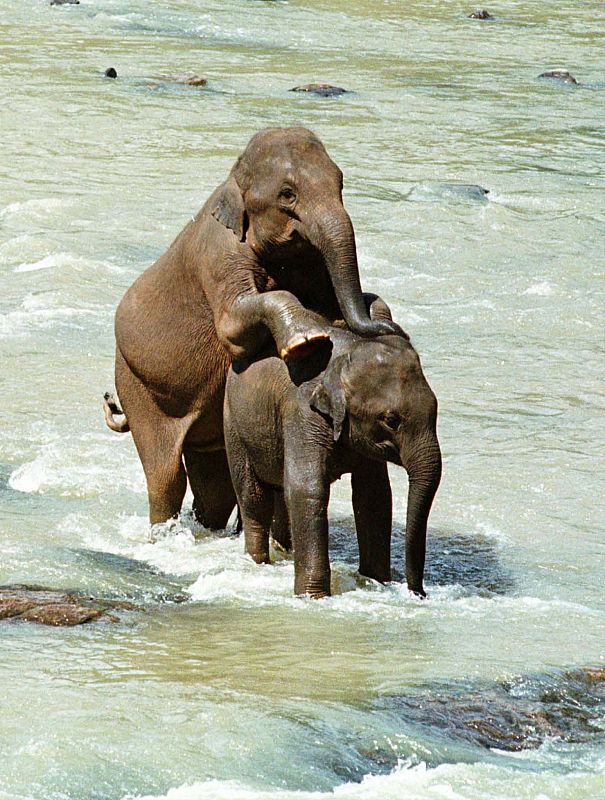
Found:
[1,1,604,798]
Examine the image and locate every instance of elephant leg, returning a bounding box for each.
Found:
[224,414,274,563]
[116,349,188,525]
[218,290,332,363]
[183,447,237,530]
[284,452,331,597]
[351,460,392,583]
[270,490,292,552]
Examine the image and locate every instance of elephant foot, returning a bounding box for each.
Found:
[280,331,331,363]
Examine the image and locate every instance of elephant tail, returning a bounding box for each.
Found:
[103,392,130,433]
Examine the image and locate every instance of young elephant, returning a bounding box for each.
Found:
[223,328,442,598]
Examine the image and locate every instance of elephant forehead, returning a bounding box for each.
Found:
[242,130,340,179]
[245,127,322,154]
[347,359,405,399]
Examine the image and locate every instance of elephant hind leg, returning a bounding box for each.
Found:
[115,349,188,525]
[270,490,292,552]
[183,447,237,531]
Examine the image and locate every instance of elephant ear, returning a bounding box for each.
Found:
[211,175,248,242]
[309,355,348,441]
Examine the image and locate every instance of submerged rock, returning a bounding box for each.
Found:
[0,585,137,626]
[468,9,493,19]
[538,70,578,85]
[290,83,349,97]
[148,73,208,88]
[375,667,605,752]
[407,182,490,204]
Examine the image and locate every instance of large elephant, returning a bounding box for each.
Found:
[223,323,442,598]
[109,127,401,527]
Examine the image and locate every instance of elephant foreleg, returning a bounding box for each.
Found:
[216,290,331,363]
[284,450,331,597]
[351,460,392,583]
[224,411,274,563]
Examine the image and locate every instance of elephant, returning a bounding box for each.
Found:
[223,321,442,598]
[108,127,402,528]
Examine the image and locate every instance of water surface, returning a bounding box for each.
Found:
[1,1,604,798]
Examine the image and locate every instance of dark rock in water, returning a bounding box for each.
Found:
[0,585,138,626]
[407,183,490,204]
[290,83,349,97]
[375,667,605,753]
[468,9,493,19]
[329,520,514,595]
[105,67,118,79]
[538,70,578,85]
[50,0,79,5]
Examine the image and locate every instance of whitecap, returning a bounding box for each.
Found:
[0,197,70,220]
[0,291,103,338]
[8,431,145,498]
[522,281,556,296]
[121,760,605,800]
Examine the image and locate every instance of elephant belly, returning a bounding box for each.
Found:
[184,409,227,452]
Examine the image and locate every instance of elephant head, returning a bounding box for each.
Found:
[212,127,400,338]
[309,335,442,596]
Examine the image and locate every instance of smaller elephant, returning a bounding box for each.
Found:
[224,324,442,598]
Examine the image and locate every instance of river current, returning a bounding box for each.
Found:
[1,1,604,798]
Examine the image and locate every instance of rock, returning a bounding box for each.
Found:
[50,0,80,5]
[468,9,493,19]
[376,668,605,753]
[538,70,578,84]
[0,585,137,626]
[576,667,605,686]
[407,183,490,204]
[290,83,348,97]
[105,67,118,79]
[148,73,208,87]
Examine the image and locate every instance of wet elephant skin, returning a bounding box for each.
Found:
[111,127,401,528]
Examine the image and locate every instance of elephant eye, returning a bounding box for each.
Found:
[381,412,400,431]
[279,186,297,203]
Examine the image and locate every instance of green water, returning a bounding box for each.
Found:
[1,1,604,798]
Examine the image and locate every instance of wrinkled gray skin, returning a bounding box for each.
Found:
[224,323,441,598]
[112,127,401,527]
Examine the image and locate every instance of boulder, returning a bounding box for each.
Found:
[406,183,490,204]
[148,73,208,87]
[0,585,137,626]
[538,70,578,84]
[290,83,348,97]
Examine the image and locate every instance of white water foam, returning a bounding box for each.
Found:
[13,251,124,275]
[9,431,145,498]
[122,760,605,800]
[523,282,556,297]
[0,197,70,221]
[0,291,102,338]
[58,507,603,627]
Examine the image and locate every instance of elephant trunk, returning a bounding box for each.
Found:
[308,207,380,336]
[403,439,442,597]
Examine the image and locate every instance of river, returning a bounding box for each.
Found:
[1,1,604,798]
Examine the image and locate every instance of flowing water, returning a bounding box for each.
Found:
[1,1,604,798]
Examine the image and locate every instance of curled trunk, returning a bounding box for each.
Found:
[309,207,382,336]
